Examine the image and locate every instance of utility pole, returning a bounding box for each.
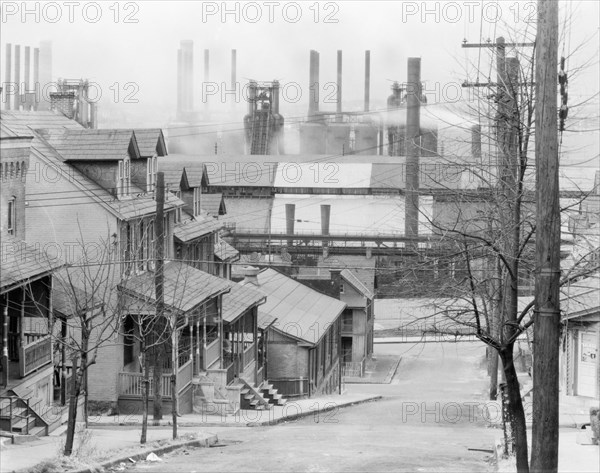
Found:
[405,57,421,248]
[531,0,560,471]
[153,172,165,420]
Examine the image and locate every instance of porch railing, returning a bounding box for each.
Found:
[19,335,52,377]
[243,341,255,368]
[342,359,365,378]
[204,338,220,369]
[118,359,194,398]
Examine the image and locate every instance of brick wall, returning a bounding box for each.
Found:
[266,329,308,378]
[1,138,31,238]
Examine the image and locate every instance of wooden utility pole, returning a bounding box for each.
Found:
[531,1,561,471]
[153,172,165,420]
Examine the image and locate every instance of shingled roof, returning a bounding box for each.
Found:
[173,217,223,243]
[0,235,63,293]
[45,129,141,161]
[214,238,239,261]
[253,268,346,345]
[222,281,266,323]
[131,129,167,157]
[118,261,231,314]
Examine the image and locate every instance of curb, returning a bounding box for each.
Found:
[87,396,383,429]
[383,357,402,384]
[246,395,383,427]
[28,433,219,473]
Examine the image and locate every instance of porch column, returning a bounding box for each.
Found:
[189,318,193,371]
[254,307,258,383]
[1,302,8,387]
[61,318,67,405]
[20,288,25,351]
[218,296,223,369]
[202,309,207,370]
[195,318,201,375]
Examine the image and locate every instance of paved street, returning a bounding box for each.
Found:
[137,341,496,472]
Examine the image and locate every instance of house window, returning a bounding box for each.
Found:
[117,158,131,198]
[147,156,157,192]
[173,191,182,223]
[193,187,201,216]
[7,196,16,235]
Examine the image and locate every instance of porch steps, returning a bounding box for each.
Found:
[259,382,287,406]
[237,379,271,411]
[0,395,48,437]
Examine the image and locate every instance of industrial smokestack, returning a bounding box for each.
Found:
[177,48,183,115]
[231,49,237,111]
[321,204,331,249]
[272,80,280,115]
[405,57,421,242]
[14,45,20,110]
[285,203,296,246]
[180,40,194,113]
[471,124,482,163]
[5,44,11,110]
[33,48,39,110]
[38,41,52,111]
[24,47,30,93]
[308,50,320,117]
[204,49,210,113]
[336,50,342,119]
[364,50,370,112]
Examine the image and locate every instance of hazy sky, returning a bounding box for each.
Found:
[2,0,599,160]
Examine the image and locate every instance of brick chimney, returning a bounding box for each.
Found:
[50,91,76,118]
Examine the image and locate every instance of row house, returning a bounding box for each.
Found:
[247,267,346,399]
[1,134,63,436]
[159,156,238,280]
[1,111,188,418]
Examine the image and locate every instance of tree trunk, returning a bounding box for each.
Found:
[489,349,499,400]
[171,326,178,440]
[152,344,163,421]
[64,357,81,457]
[501,348,529,473]
[141,352,149,444]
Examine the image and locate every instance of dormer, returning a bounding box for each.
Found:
[129,129,168,193]
[45,129,141,199]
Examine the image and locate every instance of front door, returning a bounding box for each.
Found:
[577,331,598,398]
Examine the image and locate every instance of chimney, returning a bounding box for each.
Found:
[321,204,330,251]
[38,41,52,111]
[50,91,76,119]
[336,50,342,119]
[14,45,20,110]
[285,203,295,246]
[405,57,421,243]
[5,44,11,110]
[364,50,370,112]
[242,266,260,286]
[24,47,30,93]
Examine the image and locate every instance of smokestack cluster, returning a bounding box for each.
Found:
[3,42,47,111]
[308,50,320,117]
[405,57,421,242]
[177,40,194,116]
[321,204,331,251]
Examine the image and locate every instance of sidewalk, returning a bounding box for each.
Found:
[89,392,382,428]
[343,355,401,384]
[1,392,380,472]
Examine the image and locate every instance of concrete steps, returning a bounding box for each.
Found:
[259,382,287,406]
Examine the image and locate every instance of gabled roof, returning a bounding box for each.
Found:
[45,129,141,161]
[222,281,266,323]
[173,217,223,243]
[158,155,207,189]
[214,238,239,261]
[118,261,231,314]
[561,277,600,320]
[131,129,167,157]
[110,190,184,220]
[340,269,374,299]
[202,193,226,216]
[0,235,63,293]
[253,268,346,345]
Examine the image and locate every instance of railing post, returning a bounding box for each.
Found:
[25,398,30,435]
[9,398,13,432]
